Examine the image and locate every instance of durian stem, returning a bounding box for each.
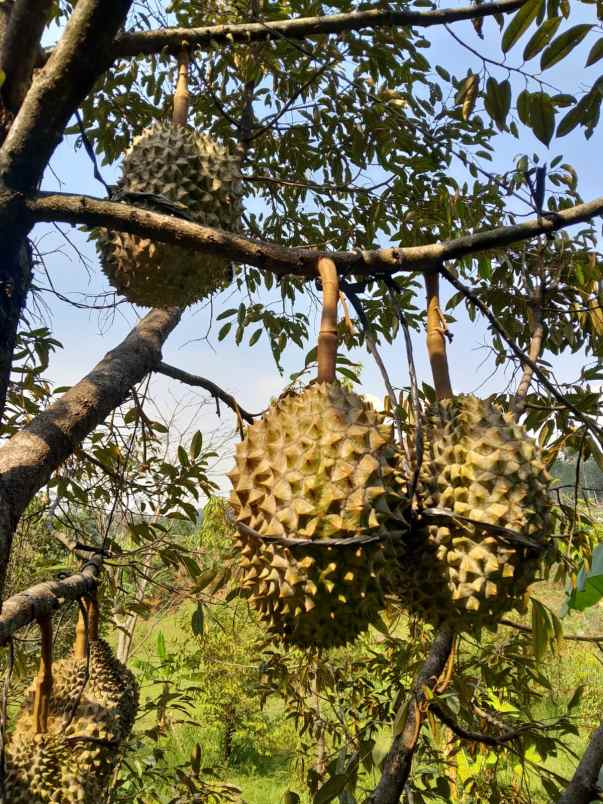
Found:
[32,615,52,734]
[425,270,453,401]
[317,257,338,383]
[87,594,99,641]
[172,48,190,127]
[74,600,88,660]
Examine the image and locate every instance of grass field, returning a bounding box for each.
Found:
[119,580,603,803]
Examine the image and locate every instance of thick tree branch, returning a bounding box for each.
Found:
[104,0,527,60]
[0,554,101,645]
[367,625,455,804]
[0,0,132,191]
[0,307,180,596]
[0,0,54,113]
[155,362,261,424]
[23,191,603,279]
[558,722,603,804]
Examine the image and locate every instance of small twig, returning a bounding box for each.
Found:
[74,110,112,197]
[500,617,603,644]
[431,702,545,746]
[439,264,603,443]
[155,362,261,424]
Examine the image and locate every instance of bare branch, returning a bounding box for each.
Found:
[513,281,545,414]
[439,264,603,442]
[102,0,528,60]
[500,617,603,644]
[0,0,132,191]
[0,554,101,645]
[367,625,455,804]
[558,722,603,804]
[155,362,261,424]
[431,702,542,746]
[23,190,603,279]
[0,308,180,596]
[0,0,54,113]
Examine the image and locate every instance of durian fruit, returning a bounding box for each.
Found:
[94,122,243,307]
[400,394,552,628]
[229,381,410,648]
[5,639,139,802]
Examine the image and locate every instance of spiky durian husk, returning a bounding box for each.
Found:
[5,640,139,802]
[400,394,552,628]
[95,123,243,307]
[228,382,410,647]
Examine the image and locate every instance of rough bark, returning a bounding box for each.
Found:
[104,0,527,59]
[0,307,180,596]
[0,0,132,191]
[0,0,54,113]
[367,626,455,804]
[0,554,102,645]
[24,190,603,280]
[558,722,603,803]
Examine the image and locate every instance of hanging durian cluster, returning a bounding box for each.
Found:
[229,381,410,648]
[5,638,139,803]
[398,394,552,628]
[94,122,243,308]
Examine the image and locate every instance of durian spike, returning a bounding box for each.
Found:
[172,47,190,127]
[32,614,53,734]
[425,268,453,400]
[317,256,339,383]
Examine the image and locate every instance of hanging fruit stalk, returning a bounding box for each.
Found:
[32,615,52,734]
[172,47,189,127]
[317,256,339,382]
[74,601,88,661]
[425,269,453,400]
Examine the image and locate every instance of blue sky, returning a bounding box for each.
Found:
[34,9,602,484]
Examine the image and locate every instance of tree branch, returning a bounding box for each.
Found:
[513,281,545,415]
[23,190,603,279]
[0,0,132,191]
[439,264,603,442]
[0,554,101,645]
[367,625,455,804]
[558,722,603,804]
[103,0,527,60]
[0,0,54,113]
[155,362,261,424]
[500,617,603,644]
[0,307,180,596]
[431,702,541,747]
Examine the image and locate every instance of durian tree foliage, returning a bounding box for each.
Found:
[0,0,602,802]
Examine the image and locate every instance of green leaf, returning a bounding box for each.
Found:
[456,73,479,120]
[567,685,586,711]
[284,793,301,804]
[586,37,603,66]
[531,598,550,660]
[191,602,204,636]
[312,773,348,804]
[556,102,585,136]
[502,0,543,53]
[529,92,555,144]
[485,77,511,129]
[392,698,410,737]
[0,70,5,89]
[190,430,203,459]
[156,631,167,661]
[540,25,593,70]
[218,322,232,341]
[523,17,562,60]
[249,328,262,347]
[517,89,532,125]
